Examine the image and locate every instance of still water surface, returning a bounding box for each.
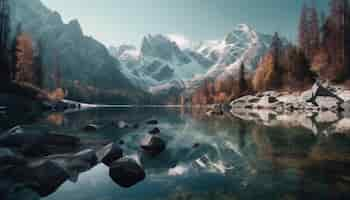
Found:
[1,107,350,200]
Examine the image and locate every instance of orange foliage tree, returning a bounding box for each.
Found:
[16,33,34,83]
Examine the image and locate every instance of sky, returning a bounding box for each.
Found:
[41,0,329,48]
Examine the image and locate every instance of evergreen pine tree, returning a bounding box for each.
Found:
[238,62,247,95]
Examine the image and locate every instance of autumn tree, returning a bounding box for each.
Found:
[253,52,274,91]
[16,33,34,83]
[253,32,285,92]
[11,23,22,81]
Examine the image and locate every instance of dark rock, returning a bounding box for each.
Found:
[68,149,98,171]
[0,132,80,157]
[109,158,145,188]
[101,143,123,166]
[3,188,40,200]
[146,120,158,125]
[211,104,224,115]
[192,143,200,148]
[308,82,344,105]
[133,124,139,129]
[4,125,23,135]
[82,124,102,132]
[11,161,69,197]
[31,161,69,197]
[119,140,125,145]
[0,148,26,166]
[267,96,278,103]
[148,127,160,135]
[141,136,166,156]
[0,132,46,147]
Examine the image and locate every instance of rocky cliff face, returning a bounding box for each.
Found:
[10,0,144,104]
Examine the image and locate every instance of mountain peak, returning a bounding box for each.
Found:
[235,24,253,32]
[141,33,186,62]
[66,19,83,36]
[224,24,258,45]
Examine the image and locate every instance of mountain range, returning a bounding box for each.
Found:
[109,24,277,95]
[10,0,279,103]
[10,0,146,104]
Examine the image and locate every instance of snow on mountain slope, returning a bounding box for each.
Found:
[110,24,277,94]
[195,24,272,79]
[110,34,212,94]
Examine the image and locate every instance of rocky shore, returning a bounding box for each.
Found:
[229,82,350,134]
[0,119,167,199]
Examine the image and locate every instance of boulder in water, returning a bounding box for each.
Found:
[115,121,129,129]
[132,123,139,129]
[11,161,69,197]
[0,148,26,167]
[82,124,102,132]
[146,119,158,125]
[141,136,166,156]
[148,127,160,135]
[99,143,123,166]
[67,149,98,172]
[109,158,145,188]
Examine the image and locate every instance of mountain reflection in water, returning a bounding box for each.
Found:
[1,107,349,200]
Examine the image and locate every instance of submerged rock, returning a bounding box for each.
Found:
[192,143,200,148]
[146,119,158,125]
[68,149,98,171]
[0,132,80,157]
[115,121,129,129]
[148,127,160,135]
[82,124,103,132]
[30,161,69,197]
[0,148,26,166]
[109,158,145,188]
[141,136,166,156]
[132,123,139,129]
[99,143,123,166]
[11,161,69,197]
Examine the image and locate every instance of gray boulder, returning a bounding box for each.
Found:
[306,82,344,105]
[109,158,145,188]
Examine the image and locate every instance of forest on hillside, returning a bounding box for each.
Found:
[190,0,349,105]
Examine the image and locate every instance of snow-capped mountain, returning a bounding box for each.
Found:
[110,34,213,93]
[110,24,276,94]
[195,24,273,78]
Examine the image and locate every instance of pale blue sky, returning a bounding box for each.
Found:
[41,0,329,47]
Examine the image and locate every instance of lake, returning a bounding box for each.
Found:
[1,107,350,200]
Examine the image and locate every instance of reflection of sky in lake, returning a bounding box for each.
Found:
[22,107,350,200]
